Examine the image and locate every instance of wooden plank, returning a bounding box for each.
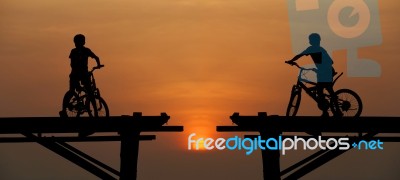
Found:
[0,116,183,134]
[0,135,157,143]
[217,116,400,133]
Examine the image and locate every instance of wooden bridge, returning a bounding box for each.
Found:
[1,112,399,179]
[217,113,400,180]
[0,112,184,180]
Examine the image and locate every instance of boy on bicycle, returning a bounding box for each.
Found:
[286,33,342,118]
[59,34,103,117]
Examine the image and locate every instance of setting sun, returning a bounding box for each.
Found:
[191,138,206,150]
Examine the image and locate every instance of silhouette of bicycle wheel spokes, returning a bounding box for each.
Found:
[64,92,91,117]
[73,95,108,118]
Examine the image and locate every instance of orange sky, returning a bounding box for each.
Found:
[1,0,400,179]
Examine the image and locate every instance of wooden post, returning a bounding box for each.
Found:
[120,113,141,180]
[258,113,281,180]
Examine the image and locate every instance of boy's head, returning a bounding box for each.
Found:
[308,33,321,46]
[73,34,85,48]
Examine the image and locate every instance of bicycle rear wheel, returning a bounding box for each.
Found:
[286,85,302,116]
[62,91,82,117]
[334,89,363,117]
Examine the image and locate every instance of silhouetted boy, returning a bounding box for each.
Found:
[286,33,342,118]
[59,34,102,117]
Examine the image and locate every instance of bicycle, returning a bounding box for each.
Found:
[61,65,109,118]
[285,61,362,117]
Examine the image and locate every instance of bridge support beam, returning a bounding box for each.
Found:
[120,130,140,180]
[260,130,281,180]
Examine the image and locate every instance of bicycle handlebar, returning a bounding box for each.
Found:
[285,61,300,68]
[285,61,343,84]
[285,61,316,71]
[94,64,104,69]
[90,65,105,72]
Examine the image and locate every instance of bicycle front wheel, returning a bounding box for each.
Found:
[334,89,363,117]
[78,96,109,118]
[94,96,109,117]
[286,85,302,117]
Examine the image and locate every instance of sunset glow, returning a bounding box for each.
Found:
[1,0,400,179]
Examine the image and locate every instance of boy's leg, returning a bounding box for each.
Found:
[305,84,323,136]
[316,83,329,117]
[326,85,343,117]
[81,73,98,117]
[60,73,79,117]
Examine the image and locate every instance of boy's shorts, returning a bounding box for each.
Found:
[69,71,90,91]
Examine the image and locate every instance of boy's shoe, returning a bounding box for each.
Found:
[59,110,68,118]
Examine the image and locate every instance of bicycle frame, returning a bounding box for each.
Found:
[285,61,362,118]
[88,70,101,97]
[293,66,343,104]
[73,67,101,96]
[62,65,109,118]
[71,67,102,115]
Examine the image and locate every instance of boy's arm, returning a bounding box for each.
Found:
[93,55,101,67]
[88,49,102,67]
[287,54,304,63]
[287,47,311,63]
